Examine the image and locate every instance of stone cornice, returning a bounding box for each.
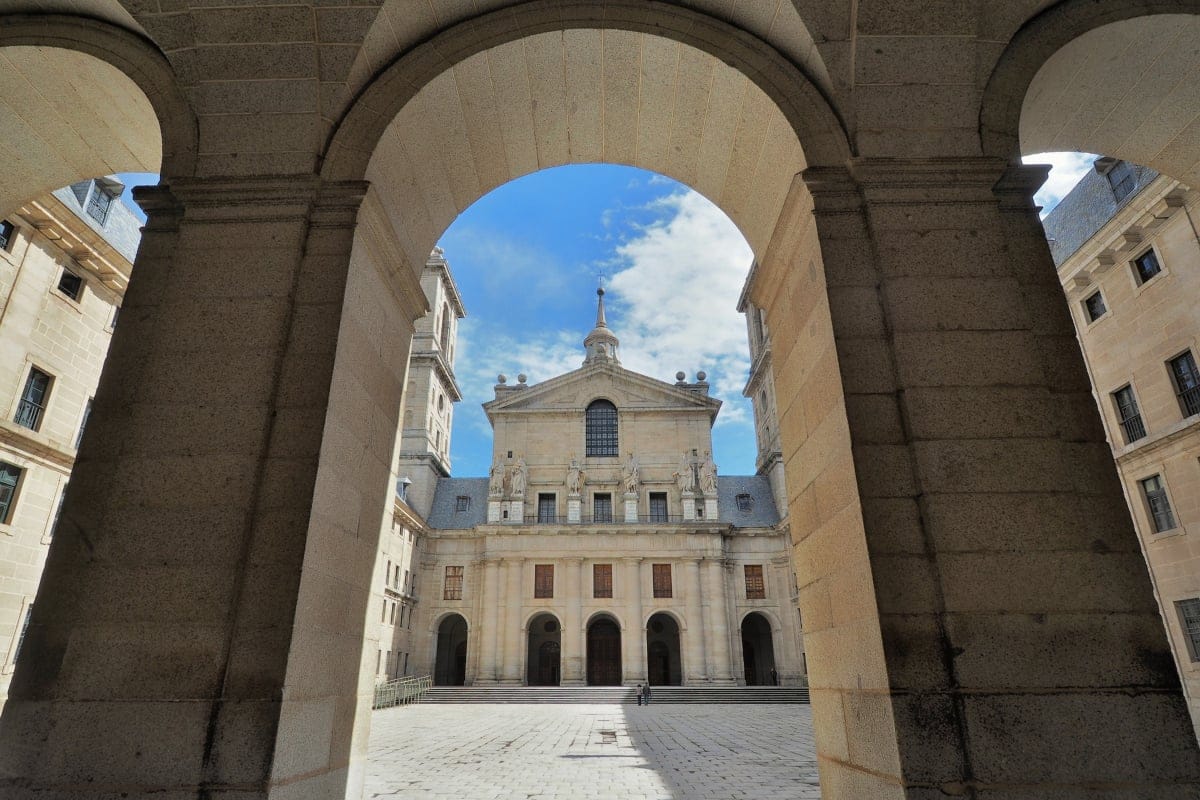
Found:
[409,350,463,401]
[0,422,75,472]
[16,196,133,294]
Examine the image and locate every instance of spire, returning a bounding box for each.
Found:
[583,285,620,365]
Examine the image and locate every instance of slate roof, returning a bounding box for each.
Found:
[425,475,779,529]
[1041,162,1158,267]
[51,178,142,264]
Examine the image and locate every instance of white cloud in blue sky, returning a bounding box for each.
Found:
[1024,151,1098,216]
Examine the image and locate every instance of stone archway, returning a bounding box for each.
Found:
[645,613,682,687]
[434,614,468,686]
[740,613,777,687]
[586,616,622,686]
[526,613,561,687]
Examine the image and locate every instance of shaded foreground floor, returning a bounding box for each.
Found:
[365,702,820,799]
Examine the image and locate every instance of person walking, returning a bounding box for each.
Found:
[642,684,652,706]
[636,684,643,706]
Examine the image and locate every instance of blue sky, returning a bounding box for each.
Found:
[117,151,1096,481]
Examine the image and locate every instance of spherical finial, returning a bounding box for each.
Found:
[697,370,707,381]
[497,373,507,384]
[675,371,686,381]
[597,286,605,297]
[517,373,527,384]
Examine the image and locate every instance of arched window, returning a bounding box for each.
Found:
[585,399,618,457]
[440,303,452,352]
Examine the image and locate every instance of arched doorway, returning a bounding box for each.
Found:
[741,613,777,686]
[434,614,468,686]
[645,613,682,686]
[586,616,622,686]
[526,613,561,686]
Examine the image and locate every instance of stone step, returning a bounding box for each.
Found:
[419,686,810,704]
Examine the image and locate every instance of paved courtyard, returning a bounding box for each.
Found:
[365,703,820,799]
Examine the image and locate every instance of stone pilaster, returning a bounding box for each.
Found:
[562,557,584,685]
[683,558,705,683]
[477,558,501,683]
[704,557,734,684]
[622,557,645,684]
[499,557,524,684]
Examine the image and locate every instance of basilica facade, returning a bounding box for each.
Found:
[405,289,803,687]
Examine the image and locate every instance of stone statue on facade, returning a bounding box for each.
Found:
[700,450,718,495]
[674,452,695,494]
[566,457,585,495]
[488,460,505,497]
[621,453,640,494]
[511,456,528,497]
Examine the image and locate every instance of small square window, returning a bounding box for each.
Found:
[1083,291,1106,322]
[455,495,470,512]
[0,220,14,252]
[1133,249,1161,285]
[57,269,84,302]
[1177,598,1200,662]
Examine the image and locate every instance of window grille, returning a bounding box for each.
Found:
[0,463,21,524]
[443,565,464,600]
[1083,291,1106,322]
[537,493,557,523]
[1140,475,1176,533]
[745,565,766,599]
[1133,249,1162,284]
[1178,599,1200,661]
[57,269,83,301]
[455,495,470,512]
[15,367,51,431]
[1112,385,1146,443]
[593,564,612,598]
[652,563,672,598]
[648,492,668,523]
[535,564,554,598]
[585,400,618,456]
[593,493,612,523]
[1169,352,1200,417]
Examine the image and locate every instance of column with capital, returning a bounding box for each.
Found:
[622,557,646,684]
[499,557,524,684]
[705,557,734,683]
[477,558,501,683]
[683,559,706,684]
[770,555,802,684]
[562,558,584,685]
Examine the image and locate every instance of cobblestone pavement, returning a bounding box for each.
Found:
[365,703,820,799]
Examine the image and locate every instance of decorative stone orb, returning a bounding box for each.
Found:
[675,371,686,381]
[696,371,707,381]
[497,374,507,384]
[517,373,527,384]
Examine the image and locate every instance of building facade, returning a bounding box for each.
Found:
[414,290,804,687]
[1046,159,1200,734]
[0,178,137,704]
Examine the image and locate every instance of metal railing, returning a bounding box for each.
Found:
[373,675,432,709]
[14,399,43,430]
[523,514,685,525]
[1180,386,1200,418]
[1120,413,1147,443]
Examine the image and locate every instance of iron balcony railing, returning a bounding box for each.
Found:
[1120,413,1147,443]
[372,674,432,709]
[14,399,44,430]
[524,514,686,525]
[1180,386,1200,418]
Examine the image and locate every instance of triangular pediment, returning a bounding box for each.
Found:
[484,363,721,422]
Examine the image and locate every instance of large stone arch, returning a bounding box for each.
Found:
[981,1,1200,183]
[0,13,196,217]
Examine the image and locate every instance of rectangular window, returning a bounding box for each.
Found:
[403,652,409,674]
[1177,599,1200,662]
[1169,351,1200,417]
[1107,160,1136,202]
[15,367,52,431]
[57,269,84,301]
[1133,249,1162,285]
[48,485,66,540]
[109,305,120,329]
[593,563,613,598]
[389,602,397,625]
[444,565,463,600]
[534,564,554,598]
[735,493,754,513]
[0,220,13,251]
[12,604,32,664]
[652,563,672,598]
[380,600,388,623]
[85,181,113,225]
[593,493,612,523]
[1140,474,1176,533]
[455,495,470,512]
[0,463,21,525]
[1112,385,1146,443]
[75,398,93,450]
[648,492,668,523]
[1083,290,1107,322]
[537,493,557,523]
[745,565,766,599]
[404,568,410,593]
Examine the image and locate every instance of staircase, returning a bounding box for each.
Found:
[420,685,810,704]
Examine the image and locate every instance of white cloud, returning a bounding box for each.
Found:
[1023,151,1097,216]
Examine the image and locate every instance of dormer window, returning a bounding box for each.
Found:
[736,493,753,513]
[585,399,618,457]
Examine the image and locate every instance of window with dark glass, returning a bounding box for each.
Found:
[75,398,93,450]
[1083,291,1106,322]
[652,563,672,598]
[443,565,463,600]
[0,463,21,524]
[736,493,754,513]
[15,367,51,431]
[455,495,470,512]
[85,181,114,225]
[745,565,765,599]
[0,220,13,252]
[1133,249,1162,285]
[648,492,668,523]
[537,493,557,523]
[48,484,66,539]
[534,564,554,598]
[1177,598,1200,661]
[440,303,452,352]
[1169,351,1200,417]
[57,269,84,301]
[585,399,618,457]
[1106,160,1136,202]
[1112,385,1146,443]
[1140,475,1176,533]
[593,563,612,598]
[110,305,120,329]
[11,604,32,664]
[593,493,612,523]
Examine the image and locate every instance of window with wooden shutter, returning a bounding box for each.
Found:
[744,565,765,599]
[593,564,612,598]
[652,563,672,598]
[535,564,554,598]
[444,565,463,600]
